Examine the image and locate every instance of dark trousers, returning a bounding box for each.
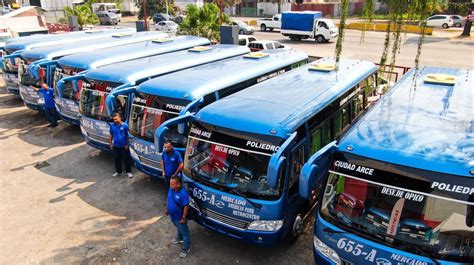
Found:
[44,107,58,126]
[171,218,190,250]
[112,147,131,174]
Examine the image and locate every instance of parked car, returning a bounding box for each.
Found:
[451,15,465,27]
[238,35,257,46]
[257,14,281,31]
[154,20,178,34]
[425,15,454,28]
[231,21,255,35]
[153,13,171,24]
[248,40,286,52]
[96,11,119,25]
[172,14,185,24]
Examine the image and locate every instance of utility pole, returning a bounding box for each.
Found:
[143,0,148,31]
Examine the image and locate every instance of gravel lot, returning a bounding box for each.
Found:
[0,78,314,264]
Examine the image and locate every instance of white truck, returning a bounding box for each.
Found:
[281,11,338,43]
[257,14,281,31]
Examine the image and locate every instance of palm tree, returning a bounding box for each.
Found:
[64,5,99,30]
[179,3,230,41]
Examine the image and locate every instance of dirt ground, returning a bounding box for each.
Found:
[0,78,315,264]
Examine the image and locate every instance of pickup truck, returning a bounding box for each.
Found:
[257,14,281,31]
[281,11,338,43]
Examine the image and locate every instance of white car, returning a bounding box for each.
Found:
[248,40,287,52]
[425,15,454,28]
[238,35,257,46]
[154,21,178,34]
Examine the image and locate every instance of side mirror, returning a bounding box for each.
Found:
[154,112,194,153]
[299,141,336,199]
[267,132,297,189]
[105,84,136,116]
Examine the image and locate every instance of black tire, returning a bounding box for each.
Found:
[455,22,462,27]
[316,35,325,43]
[442,23,449,29]
[239,29,244,34]
[260,24,266,31]
[288,214,304,244]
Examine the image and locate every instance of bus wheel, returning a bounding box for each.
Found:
[289,214,304,243]
[316,35,325,43]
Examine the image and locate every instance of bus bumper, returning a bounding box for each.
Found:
[7,85,20,94]
[19,85,43,111]
[190,207,284,246]
[59,112,80,126]
[84,137,111,151]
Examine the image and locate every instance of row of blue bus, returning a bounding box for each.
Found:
[1,29,472,265]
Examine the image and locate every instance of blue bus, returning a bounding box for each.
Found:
[174,58,381,245]
[78,45,250,151]
[108,49,308,179]
[1,28,134,94]
[304,67,473,265]
[17,31,166,111]
[55,35,210,125]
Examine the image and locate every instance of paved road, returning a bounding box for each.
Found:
[0,79,314,264]
[250,29,473,69]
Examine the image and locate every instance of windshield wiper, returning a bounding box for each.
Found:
[226,185,262,210]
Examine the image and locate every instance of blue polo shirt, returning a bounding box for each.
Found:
[162,149,183,177]
[109,122,128,148]
[167,187,190,221]
[39,88,55,109]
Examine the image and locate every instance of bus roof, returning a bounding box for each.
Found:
[83,44,250,84]
[57,35,210,70]
[136,49,308,101]
[195,58,377,139]
[337,67,473,177]
[20,31,164,61]
[5,28,134,51]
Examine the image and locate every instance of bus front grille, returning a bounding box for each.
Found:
[138,155,161,170]
[86,131,109,144]
[58,106,79,119]
[200,207,249,230]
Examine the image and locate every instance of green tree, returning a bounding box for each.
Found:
[136,0,160,20]
[64,5,99,30]
[179,3,230,42]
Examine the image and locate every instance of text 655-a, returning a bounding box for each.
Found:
[337,238,377,262]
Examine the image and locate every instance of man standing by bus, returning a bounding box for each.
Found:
[165,176,190,258]
[109,113,132,178]
[161,140,183,192]
[31,83,58,128]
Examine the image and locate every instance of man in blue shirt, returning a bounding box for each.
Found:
[32,83,58,127]
[161,140,183,192]
[166,176,190,258]
[109,113,132,178]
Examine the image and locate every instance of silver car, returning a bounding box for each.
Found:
[97,11,119,25]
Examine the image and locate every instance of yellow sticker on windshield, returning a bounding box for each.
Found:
[243,52,269,59]
[188,46,212,52]
[424,74,457,86]
[308,63,336,72]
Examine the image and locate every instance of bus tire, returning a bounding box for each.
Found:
[288,214,304,243]
[260,24,267,31]
[316,35,325,43]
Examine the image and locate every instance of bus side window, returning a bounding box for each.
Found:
[332,111,342,138]
[310,128,322,154]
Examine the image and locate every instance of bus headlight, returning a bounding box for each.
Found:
[314,234,340,264]
[129,147,139,161]
[247,220,283,231]
[37,98,45,105]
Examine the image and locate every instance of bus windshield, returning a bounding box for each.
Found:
[184,123,284,200]
[79,79,125,121]
[53,66,85,98]
[128,92,190,145]
[18,57,40,86]
[320,159,474,263]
